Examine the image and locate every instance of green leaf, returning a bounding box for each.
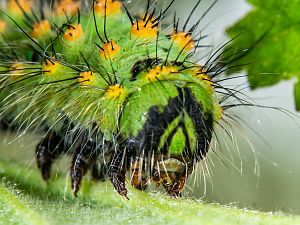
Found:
[0,184,47,225]
[0,160,300,225]
[226,0,300,109]
[294,79,300,110]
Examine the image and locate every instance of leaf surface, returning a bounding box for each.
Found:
[226,0,300,109]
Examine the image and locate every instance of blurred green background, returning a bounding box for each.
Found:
[1,0,300,215]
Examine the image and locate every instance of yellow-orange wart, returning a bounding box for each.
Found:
[100,40,120,60]
[30,20,51,39]
[131,20,157,38]
[42,60,59,75]
[8,0,32,13]
[94,0,121,15]
[106,84,124,99]
[56,0,81,15]
[78,71,95,86]
[63,24,84,42]
[0,20,6,33]
[9,63,26,77]
[145,66,177,82]
[171,32,195,51]
[193,67,212,86]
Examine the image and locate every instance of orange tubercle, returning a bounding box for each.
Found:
[171,32,195,51]
[94,0,122,15]
[145,66,177,82]
[131,20,157,38]
[42,60,59,75]
[193,67,212,85]
[63,24,84,42]
[56,0,81,15]
[78,71,95,86]
[10,63,24,77]
[30,20,51,39]
[106,84,124,99]
[0,20,6,33]
[8,0,32,13]
[100,40,120,60]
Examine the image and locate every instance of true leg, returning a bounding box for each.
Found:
[130,158,149,191]
[108,150,128,198]
[162,173,186,197]
[36,132,66,181]
[70,138,98,197]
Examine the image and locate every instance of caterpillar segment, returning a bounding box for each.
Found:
[0,0,226,198]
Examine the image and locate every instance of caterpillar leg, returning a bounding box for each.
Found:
[36,132,66,181]
[108,151,128,199]
[130,158,149,191]
[152,170,187,197]
[152,159,189,197]
[71,139,98,197]
[162,173,186,197]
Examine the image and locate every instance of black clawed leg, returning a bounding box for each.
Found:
[108,151,128,199]
[36,132,65,181]
[70,139,97,197]
[71,153,89,197]
[131,171,148,191]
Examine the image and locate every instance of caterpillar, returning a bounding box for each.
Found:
[0,0,250,199]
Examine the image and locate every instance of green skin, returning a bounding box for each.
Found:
[0,1,222,196]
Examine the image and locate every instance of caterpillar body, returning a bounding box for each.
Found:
[0,0,241,198]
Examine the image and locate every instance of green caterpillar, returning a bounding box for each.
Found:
[0,0,236,198]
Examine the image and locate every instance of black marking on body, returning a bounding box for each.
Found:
[126,87,213,161]
[130,58,162,81]
[171,61,187,68]
[161,114,192,156]
[184,87,213,159]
